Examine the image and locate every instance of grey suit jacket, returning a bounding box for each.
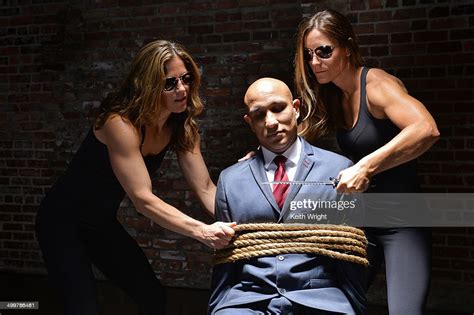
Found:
[209,138,366,314]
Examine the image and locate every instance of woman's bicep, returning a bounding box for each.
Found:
[108,145,153,202]
[101,118,153,203]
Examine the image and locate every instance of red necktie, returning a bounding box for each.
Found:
[273,155,289,209]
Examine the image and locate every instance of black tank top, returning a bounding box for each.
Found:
[336,67,419,193]
[41,126,168,223]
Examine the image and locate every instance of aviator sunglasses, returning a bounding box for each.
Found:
[163,72,193,92]
[303,45,336,62]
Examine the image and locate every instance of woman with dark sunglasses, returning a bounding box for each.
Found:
[35,40,236,315]
[294,9,439,315]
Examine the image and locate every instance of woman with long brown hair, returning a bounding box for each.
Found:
[294,9,439,315]
[36,40,235,315]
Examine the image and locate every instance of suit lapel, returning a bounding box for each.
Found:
[249,150,280,214]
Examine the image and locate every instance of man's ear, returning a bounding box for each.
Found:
[244,114,255,132]
[292,98,301,120]
[244,114,251,124]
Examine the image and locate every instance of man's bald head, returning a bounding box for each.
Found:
[244,78,293,109]
[243,78,300,154]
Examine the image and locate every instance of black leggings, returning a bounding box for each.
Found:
[366,228,431,315]
[36,207,166,315]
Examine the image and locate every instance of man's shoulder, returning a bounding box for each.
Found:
[219,156,255,180]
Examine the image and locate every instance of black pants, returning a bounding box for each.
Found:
[366,228,431,315]
[36,206,166,315]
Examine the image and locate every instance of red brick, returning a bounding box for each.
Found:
[203,88,231,97]
[431,270,463,282]
[353,24,375,34]
[433,246,470,258]
[358,34,389,45]
[414,30,449,42]
[2,223,23,231]
[242,11,269,20]
[412,19,429,30]
[375,21,411,33]
[431,258,450,268]
[380,55,415,67]
[186,2,212,11]
[431,17,467,30]
[414,54,451,66]
[223,32,250,42]
[217,22,241,33]
[370,46,389,56]
[188,25,214,34]
[213,0,238,9]
[351,0,366,10]
[239,0,269,6]
[393,8,426,20]
[359,10,392,23]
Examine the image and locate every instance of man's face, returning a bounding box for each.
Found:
[244,81,300,154]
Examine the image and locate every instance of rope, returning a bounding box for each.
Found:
[214,223,368,266]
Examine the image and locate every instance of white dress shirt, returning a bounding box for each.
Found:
[261,136,302,184]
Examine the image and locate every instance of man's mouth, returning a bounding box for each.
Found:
[268,131,284,138]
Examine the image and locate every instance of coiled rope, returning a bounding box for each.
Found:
[214,223,368,266]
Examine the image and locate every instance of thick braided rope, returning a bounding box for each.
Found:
[234,230,367,243]
[214,223,368,266]
[230,236,366,249]
[215,242,367,259]
[235,223,365,235]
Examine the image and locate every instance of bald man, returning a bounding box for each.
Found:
[209,78,366,315]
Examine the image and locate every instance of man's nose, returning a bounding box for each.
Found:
[265,112,278,129]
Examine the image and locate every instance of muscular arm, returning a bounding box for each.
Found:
[96,116,234,248]
[337,69,439,193]
[177,134,217,217]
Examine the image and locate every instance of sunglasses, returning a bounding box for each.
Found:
[303,45,336,62]
[163,72,193,92]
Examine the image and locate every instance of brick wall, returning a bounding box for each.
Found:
[1,0,473,311]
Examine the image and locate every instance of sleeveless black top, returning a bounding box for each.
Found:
[41,126,168,223]
[336,68,419,193]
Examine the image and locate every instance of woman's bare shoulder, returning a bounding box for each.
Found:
[366,68,403,88]
[95,114,141,148]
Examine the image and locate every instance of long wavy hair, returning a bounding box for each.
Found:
[294,9,364,142]
[95,40,203,152]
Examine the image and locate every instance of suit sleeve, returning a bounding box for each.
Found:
[345,158,354,169]
[215,173,232,222]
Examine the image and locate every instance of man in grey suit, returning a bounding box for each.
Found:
[209,78,366,314]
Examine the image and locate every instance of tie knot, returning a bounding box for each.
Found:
[273,155,287,167]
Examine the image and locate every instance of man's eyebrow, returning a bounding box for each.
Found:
[247,100,287,114]
[248,106,263,114]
